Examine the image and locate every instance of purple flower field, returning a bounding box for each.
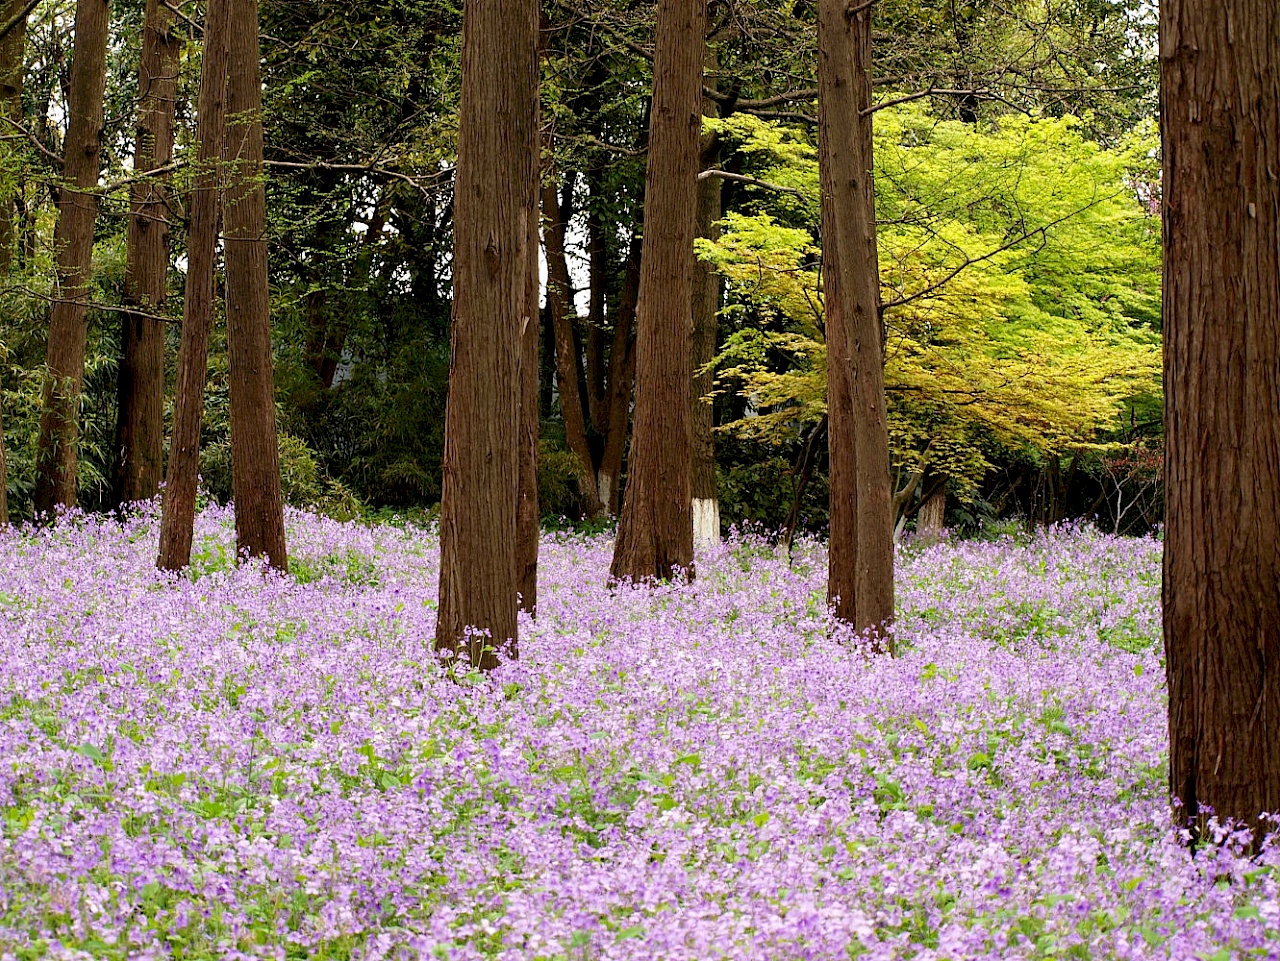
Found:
[1,506,1277,960]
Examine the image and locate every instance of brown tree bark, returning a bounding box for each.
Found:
[114,0,180,508]
[157,0,230,571]
[917,484,946,538]
[819,0,894,645]
[33,0,111,516]
[0,0,27,525]
[224,0,287,571]
[692,88,722,548]
[517,112,540,615]
[435,0,538,668]
[609,0,705,583]
[1162,0,1280,844]
[0,0,25,275]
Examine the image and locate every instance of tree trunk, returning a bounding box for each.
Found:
[0,0,28,525]
[1162,0,1280,845]
[517,113,540,615]
[157,0,231,571]
[114,0,179,508]
[224,0,287,571]
[917,483,946,538]
[33,0,111,516]
[819,0,894,645]
[596,237,640,515]
[435,0,538,668]
[543,173,603,517]
[0,0,26,275]
[692,82,722,548]
[609,0,704,583]
[585,165,609,437]
[782,414,827,551]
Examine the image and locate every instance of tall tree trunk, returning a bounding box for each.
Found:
[585,165,609,437]
[224,0,287,571]
[517,107,540,615]
[610,0,704,583]
[33,0,111,516]
[435,0,538,668]
[543,173,603,517]
[0,0,28,524]
[0,0,26,276]
[819,0,894,645]
[1162,0,1280,844]
[114,0,179,508]
[157,0,230,571]
[597,237,640,515]
[692,83,722,548]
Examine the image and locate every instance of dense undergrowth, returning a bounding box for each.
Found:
[0,506,1275,960]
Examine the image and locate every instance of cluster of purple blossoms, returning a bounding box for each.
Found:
[0,505,1276,959]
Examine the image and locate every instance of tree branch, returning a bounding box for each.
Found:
[0,0,41,45]
[697,168,804,196]
[863,88,991,116]
[881,195,1117,311]
[11,285,180,325]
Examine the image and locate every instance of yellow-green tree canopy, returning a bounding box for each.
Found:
[700,106,1161,499]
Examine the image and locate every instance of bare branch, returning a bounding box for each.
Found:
[698,168,804,196]
[863,88,991,116]
[881,194,1118,311]
[10,284,180,325]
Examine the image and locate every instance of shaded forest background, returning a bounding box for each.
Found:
[0,0,1161,535]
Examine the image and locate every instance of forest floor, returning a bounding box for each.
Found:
[0,506,1277,960]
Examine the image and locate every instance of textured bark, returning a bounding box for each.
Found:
[0,0,26,524]
[692,85,722,548]
[157,0,230,571]
[917,484,945,538]
[33,0,110,516]
[1162,0,1280,843]
[543,174,603,517]
[435,0,538,668]
[224,0,287,571]
[114,0,179,508]
[819,0,894,644]
[517,116,540,615]
[0,0,26,275]
[610,0,704,583]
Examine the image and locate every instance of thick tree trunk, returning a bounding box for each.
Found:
[610,0,704,583]
[1162,0,1280,844]
[157,0,230,571]
[114,0,179,508]
[819,0,894,645]
[692,88,722,548]
[0,0,27,524]
[33,0,111,516]
[224,0,287,571]
[435,0,538,668]
[517,118,540,615]
[917,484,946,538]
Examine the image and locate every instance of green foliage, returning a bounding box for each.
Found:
[702,106,1162,501]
